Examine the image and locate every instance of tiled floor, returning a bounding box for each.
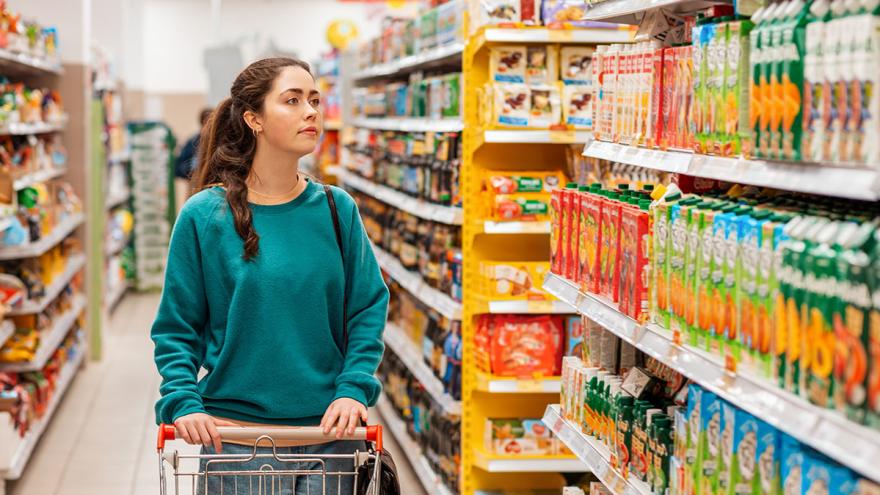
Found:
[7,293,427,495]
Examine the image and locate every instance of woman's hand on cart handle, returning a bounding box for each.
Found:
[174,413,237,453]
[320,398,368,439]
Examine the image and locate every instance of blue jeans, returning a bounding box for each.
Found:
[197,440,367,495]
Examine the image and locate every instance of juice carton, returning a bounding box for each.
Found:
[780,0,809,162]
[620,199,651,320]
[718,401,737,494]
[706,21,726,154]
[599,192,623,302]
[827,1,850,163]
[779,216,814,393]
[652,193,681,327]
[748,6,769,158]
[804,221,838,409]
[651,48,666,148]
[833,222,874,423]
[696,203,720,350]
[722,207,751,361]
[857,10,880,165]
[780,434,804,495]
[803,454,834,495]
[692,20,708,152]
[755,419,780,495]
[729,409,759,495]
[740,211,770,369]
[759,215,790,379]
[592,45,605,137]
[565,184,583,282]
[551,186,564,274]
[840,5,859,164]
[803,1,830,162]
[669,198,690,334]
[867,229,880,430]
[685,384,704,495]
[579,186,603,294]
[559,183,577,280]
[685,201,708,346]
[768,4,789,159]
[679,46,696,150]
[726,19,755,156]
[662,46,677,149]
[698,390,722,495]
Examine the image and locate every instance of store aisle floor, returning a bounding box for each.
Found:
[8,293,426,495]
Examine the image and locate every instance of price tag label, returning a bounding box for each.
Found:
[672,329,683,346]
[517,379,545,392]
[550,130,577,143]
[548,29,574,42]
[724,353,738,374]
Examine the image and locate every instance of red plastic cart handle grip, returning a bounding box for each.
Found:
[157,424,382,452]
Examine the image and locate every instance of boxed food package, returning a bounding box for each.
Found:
[619,200,650,320]
[485,418,559,455]
[563,84,593,129]
[541,0,613,29]
[470,0,542,29]
[493,83,531,127]
[420,8,438,51]
[479,261,553,300]
[487,193,551,221]
[529,85,562,128]
[560,47,594,85]
[474,314,564,376]
[491,46,528,83]
[436,0,465,46]
[578,187,603,294]
[485,171,564,195]
[526,45,558,85]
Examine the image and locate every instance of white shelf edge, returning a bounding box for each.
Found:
[0,48,64,75]
[486,299,575,314]
[353,42,464,80]
[482,220,550,234]
[483,26,634,44]
[542,272,880,483]
[376,394,456,495]
[105,190,131,209]
[106,281,130,313]
[2,343,84,480]
[13,167,68,191]
[0,295,86,373]
[473,449,587,473]
[7,253,87,316]
[0,320,14,346]
[542,404,652,495]
[582,140,880,201]
[383,322,461,416]
[483,130,593,144]
[1,115,68,137]
[334,168,463,226]
[350,117,464,133]
[481,375,561,394]
[581,0,732,23]
[0,213,85,261]
[373,245,462,321]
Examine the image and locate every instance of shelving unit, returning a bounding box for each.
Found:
[331,166,463,225]
[373,246,462,321]
[0,48,63,76]
[478,221,550,234]
[0,321,14,347]
[580,0,732,23]
[353,42,463,81]
[0,117,68,136]
[105,190,131,210]
[0,295,86,373]
[376,395,456,495]
[542,405,652,495]
[474,373,561,394]
[384,322,461,415]
[583,140,880,201]
[104,235,129,257]
[482,130,593,145]
[0,213,85,261]
[7,253,87,316]
[472,450,586,473]
[350,117,463,133]
[12,167,69,191]
[543,272,880,483]
[105,281,129,314]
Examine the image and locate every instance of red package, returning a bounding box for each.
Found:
[564,186,581,282]
[619,204,650,320]
[579,188,603,294]
[661,47,676,150]
[490,315,564,377]
[650,48,665,148]
[599,194,623,302]
[550,187,563,274]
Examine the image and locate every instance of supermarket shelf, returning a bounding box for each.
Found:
[583,140,880,201]
[1,118,67,136]
[373,245,462,320]
[106,189,131,210]
[542,272,880,483]
[581,0,732,24]
[332,166,463,225]
[0,294,86,373]
[472,449,587,473]
[0,213,85,261]
[0,48,63,76]
[376,395,456,495]
[350,117,464,133]
[479,220,550,234]
[484,129,592,144]
[543,405,652,495]
[13,167,68,191]
[106,281,130,313]
[478,299,575,314]
[353,42,463,80]
[108,152,132,163]
[475,372,561,394]
[105,235,130,256]
[478,26,634,47]
[2,344,84,480]
[7,253,86,316]
[0,321,14,346]
[383,322,461,416]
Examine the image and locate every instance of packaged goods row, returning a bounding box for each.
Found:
[0,4,59,61]
[551,177,880,432]
[387,280,462,400]
[470,0,620,31]
[480,170,563,222]
[560,352,880,495]
[0,134,67,192]
[344,129,461,208]
[0,79,65,129]
[0,290,82,366]
[1,181,82,249]
[355,73,461,120]
[474,313,581,378]
[355,192,463,301]
[0,241,80,305]
[586,1,880,167]
[379,353,461,493]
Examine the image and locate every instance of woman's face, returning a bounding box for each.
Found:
[258,66,323,156]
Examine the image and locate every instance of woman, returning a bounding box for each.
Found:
[151,57,389,494]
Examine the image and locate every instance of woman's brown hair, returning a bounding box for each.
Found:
[193,57,312,260]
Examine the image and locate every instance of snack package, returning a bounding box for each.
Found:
[685,384,703,495]
[563,84,593,129]
[493,83,531,127]
[436,0,465,46]
[780,434,804,495]
[561,47,594,85]
[526,45,558,85]
[529,85,562,128]
[489,193,551,221]
[718,401,737,494]
[471,0,521,28]
[476,314,564,376]
[442,73,462,118]
[542,0,616,29]
[803,455,834,495]
[565,316,583,357]
[486,171,564,195]
[480,262,553,301]
[699,390,722,495]
[729,408,759,495]
[421,8,438,51]
[485,418,557,455]
[755,418,780,495]
[491,46,527,83]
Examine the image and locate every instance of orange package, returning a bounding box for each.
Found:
[550,187,564,274]
[565,185,583,282]
[476,314,564,377]
[619,200,651,321]
[599,192,623,302]
[579,185,603,294]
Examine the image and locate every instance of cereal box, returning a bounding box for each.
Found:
[685,384,704,495]
[718,401,737,494]
[699,390,722,495]
[780,434,804,495]
[730,409,759,495]
[803,454,833,495]
[529,84,562,128]
[526,45,558,85]
[493,83,530,127]
[755,418,780,495]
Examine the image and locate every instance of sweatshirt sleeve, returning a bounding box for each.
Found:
[332,191,389,407]
[152,204,209,424]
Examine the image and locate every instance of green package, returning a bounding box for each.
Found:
[780,1,809,161]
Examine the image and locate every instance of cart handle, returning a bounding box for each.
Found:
[157,424,383,453]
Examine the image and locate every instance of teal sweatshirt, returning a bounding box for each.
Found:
[152,181,389,425]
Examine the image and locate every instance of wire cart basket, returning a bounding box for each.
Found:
[157,424,385,495]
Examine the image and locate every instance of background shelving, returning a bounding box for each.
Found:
[7,253,87,316]
[0,213,85,261]
[0,295,86,373]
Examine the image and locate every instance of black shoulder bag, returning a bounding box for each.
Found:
[324,185,401,495]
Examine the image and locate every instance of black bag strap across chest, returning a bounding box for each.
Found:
[324,185,348,353]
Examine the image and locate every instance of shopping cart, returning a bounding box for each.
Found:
[157,423,385,495]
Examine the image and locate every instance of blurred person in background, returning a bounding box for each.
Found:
[175,107,213,180]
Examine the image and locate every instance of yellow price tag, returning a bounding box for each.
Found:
[549,130,577,143]
[547,29,574,42]
[527,300,555,313]
[517,379,545,392]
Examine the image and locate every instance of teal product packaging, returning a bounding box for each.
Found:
[781,434,804,495]
[755,418,780,495]
[699,390,722,495]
